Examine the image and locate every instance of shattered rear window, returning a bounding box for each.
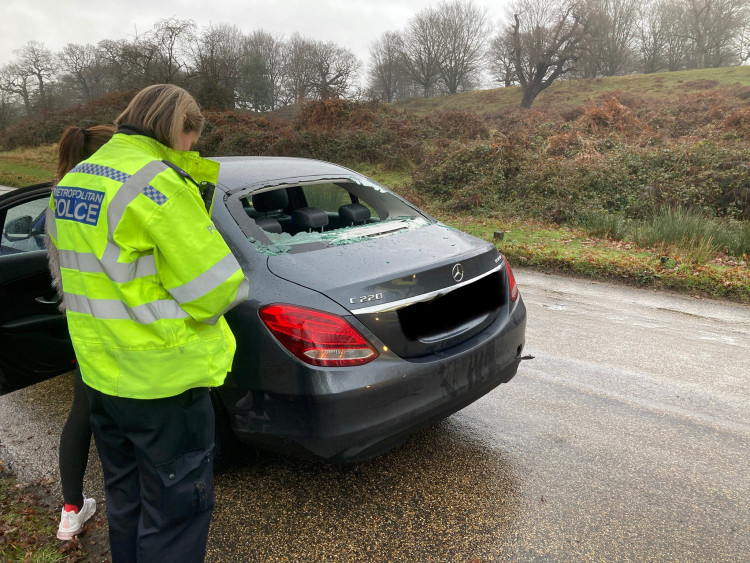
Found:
[259,216,430,255]
[233,177,431,255]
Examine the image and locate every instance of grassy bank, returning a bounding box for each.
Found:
[0,146,57,187]
[393,66,750,114]
[0,462,87,562]
[446,214,750,302]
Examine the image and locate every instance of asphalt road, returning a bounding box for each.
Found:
[1,269,748,561]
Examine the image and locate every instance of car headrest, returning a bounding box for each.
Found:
[291,207,329,231]
[338,203,371,225]
[254,217,283,234]
[252,189,288,213]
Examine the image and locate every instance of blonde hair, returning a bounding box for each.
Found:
[56,124,116,181]
[115,84,204,150]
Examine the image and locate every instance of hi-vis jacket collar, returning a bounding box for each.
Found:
[115,125,219,187]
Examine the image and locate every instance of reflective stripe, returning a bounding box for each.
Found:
[65,292,189,323]
[58,249,157,282]
[56,161,167,283]
[205,276,250,325]
[167,253,242,304]
[106,161,168,239]
[46,207,57,239]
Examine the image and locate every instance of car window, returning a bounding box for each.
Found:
[301,184,351,213]
[302,183,379,220]
[236,178,431,256]
[0,195,48,255]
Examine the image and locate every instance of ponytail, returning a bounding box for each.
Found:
[56,124,116,181]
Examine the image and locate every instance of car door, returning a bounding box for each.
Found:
[0,184,75,390]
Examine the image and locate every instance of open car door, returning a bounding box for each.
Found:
[0,184,75,391]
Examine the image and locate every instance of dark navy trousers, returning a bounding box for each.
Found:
[85,385,215,563]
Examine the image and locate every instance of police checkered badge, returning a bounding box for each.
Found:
[142,185,167,205]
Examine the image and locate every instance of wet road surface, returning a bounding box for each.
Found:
[1,269,748,561]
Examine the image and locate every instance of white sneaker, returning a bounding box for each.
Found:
[56,495,96,540]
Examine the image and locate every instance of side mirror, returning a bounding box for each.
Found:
[3,215,33,240]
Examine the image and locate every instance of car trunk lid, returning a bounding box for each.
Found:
[266,224,508,358]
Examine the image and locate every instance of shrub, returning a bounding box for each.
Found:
[295,99,382,130]
[578,211,628,240]
[0,91,134,150]
[634,206,725,263]
[423,110,489,141]
[410,142,519,211]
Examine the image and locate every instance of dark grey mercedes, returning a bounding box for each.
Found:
[0,156,526,462]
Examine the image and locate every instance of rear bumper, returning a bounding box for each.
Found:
[221,298,526,462]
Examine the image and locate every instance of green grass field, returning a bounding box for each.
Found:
[0,146,56,187]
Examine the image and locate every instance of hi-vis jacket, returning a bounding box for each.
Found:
[47,130,249,399]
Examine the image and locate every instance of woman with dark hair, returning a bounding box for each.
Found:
[48,125,115,541]
[48,84,249,562]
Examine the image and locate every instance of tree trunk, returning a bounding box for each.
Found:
[520,84,541,108]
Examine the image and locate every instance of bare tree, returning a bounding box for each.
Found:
[57,43,109,102]
[281,33,317,105]
[488,32,519,87]
[239,30,285,110]
[307,40,360,100]
[573,1,609,77]
[97,38,159,91]
[402,6,445,97]
[279,34,360,103]
[434,0,492,93]
[508,0,592,108]
[0,89,15,129]
[368,31,410,102]
[679,0,748,68]
[96,39,134,91]
[190,24,244,109]
[0,63,34,117]
[15,41,56,112]
[637,0,669,72]
[731,19,750,62]
[663,1,692,69]
[145,17,196,84]
[595,0,641,75]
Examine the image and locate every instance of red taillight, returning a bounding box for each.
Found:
[259,304,379,367]
[503,255,519,302]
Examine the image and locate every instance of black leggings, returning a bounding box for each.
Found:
[58,366,91,507]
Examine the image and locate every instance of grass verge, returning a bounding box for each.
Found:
[0,461,85,562]
[447,215,750,302]
[0,146,57,187]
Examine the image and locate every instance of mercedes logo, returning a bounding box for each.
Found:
[452,263,464,283]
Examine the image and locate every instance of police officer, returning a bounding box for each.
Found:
[48,84,249,562]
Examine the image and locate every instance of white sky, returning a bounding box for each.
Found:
[1,0,511,70]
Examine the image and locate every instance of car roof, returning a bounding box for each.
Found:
[212,156,356,191]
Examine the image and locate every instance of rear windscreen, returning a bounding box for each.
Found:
[236,179,431,255]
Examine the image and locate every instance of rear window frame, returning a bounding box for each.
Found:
[223,175,434,255]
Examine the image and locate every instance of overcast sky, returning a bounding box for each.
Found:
[2,0,512,70]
